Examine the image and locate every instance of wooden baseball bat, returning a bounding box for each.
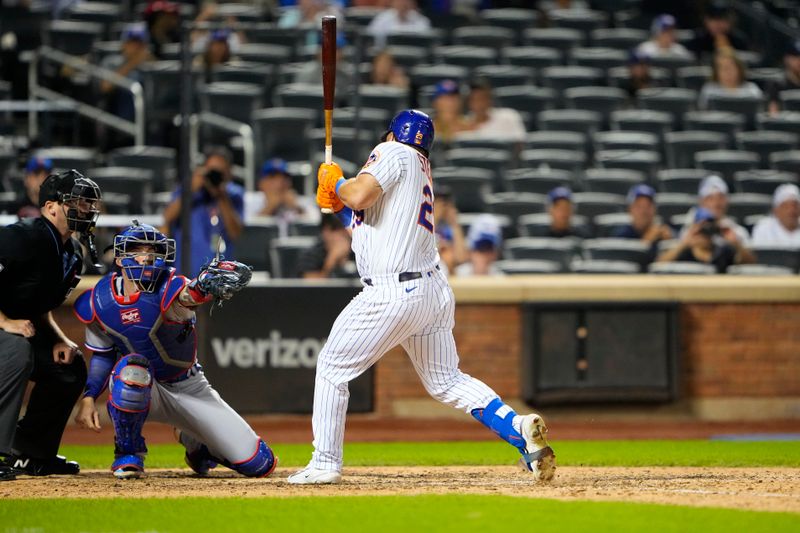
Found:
[320,15,337,214]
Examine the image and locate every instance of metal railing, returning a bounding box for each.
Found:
[28,46,145,145]
[189,111,256,191]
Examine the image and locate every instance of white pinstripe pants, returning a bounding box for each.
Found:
[310,269,498,471]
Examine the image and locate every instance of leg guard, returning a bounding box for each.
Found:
[107,355,152,458]
[226,439,277,478]
[471,398,526,453]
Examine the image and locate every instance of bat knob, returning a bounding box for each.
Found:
[321,208,334,214]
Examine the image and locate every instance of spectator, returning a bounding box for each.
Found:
[613,184,674,248]
[546,187,590,239]
[297,214,354,278]
[657,207,754,272]
[455,214,503,276]
[99,25,153,122]
[278,0,343,46]
[8,157,52,219]
[636,14,693,60]
[370,50,409,89]
[196,29,234,82]
[143,1,181,59]
[433,186,468,275]
[687,0,748,61]
[620,50,655,101]
[366,0,431,49]
[768,40,800,114]
[682,175,750,245]
[246,158,315,222]
[294,33,355,105]
[461,78,526,143]
[699,50,763,109]
[430,79,468,146]
[751,184,800,247]
[162,146,244,277]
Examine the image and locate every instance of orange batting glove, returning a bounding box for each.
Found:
[317,162,345,212]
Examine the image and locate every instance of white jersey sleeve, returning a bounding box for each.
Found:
[359,142,407,191]
[85,322,115,353]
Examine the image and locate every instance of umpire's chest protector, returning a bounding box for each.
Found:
[84,270,197,380]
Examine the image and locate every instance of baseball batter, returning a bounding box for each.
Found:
[288,109,556,484]
[73,222,276,479]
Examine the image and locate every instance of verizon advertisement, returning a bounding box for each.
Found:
[199,283,373,414]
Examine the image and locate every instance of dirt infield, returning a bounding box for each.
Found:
[6,466,799,513]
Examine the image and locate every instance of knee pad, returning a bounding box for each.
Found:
[230,439,277,478]
[108,354,152,455]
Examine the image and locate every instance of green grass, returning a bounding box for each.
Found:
[59,440,800,470]
[1,496,798,533]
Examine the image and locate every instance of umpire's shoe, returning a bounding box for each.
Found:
[10,454,80,476]
[0,457,18,481]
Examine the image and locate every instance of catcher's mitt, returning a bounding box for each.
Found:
[195,258,253,302]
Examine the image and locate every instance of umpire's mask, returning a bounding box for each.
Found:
[39,170,102,235]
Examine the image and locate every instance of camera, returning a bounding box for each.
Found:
[699,221,720,237]
[205,169,224,188]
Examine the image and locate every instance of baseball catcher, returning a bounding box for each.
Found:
[73,222,276,479]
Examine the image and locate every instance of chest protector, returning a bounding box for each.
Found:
[77,269,196,381]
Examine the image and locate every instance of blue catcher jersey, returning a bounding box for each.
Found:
[74,268,196,381]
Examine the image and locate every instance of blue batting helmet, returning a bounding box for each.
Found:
[387,109,434,153]
[114,221,175,292]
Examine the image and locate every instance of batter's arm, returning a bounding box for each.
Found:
[336,172,383,211]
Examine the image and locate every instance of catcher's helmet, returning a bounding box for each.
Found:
[387,109,434,153]
[114,221,176,292]
[39,169,102,235]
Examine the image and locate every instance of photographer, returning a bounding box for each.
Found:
[162,146,244,277]
[656,207,754,273]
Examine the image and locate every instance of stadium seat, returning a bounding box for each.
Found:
[45,20,102,56]
[334,107,391,138]
[583,168,646,195]
[570,47,628,72]
[589,28,648,50]
[446,148,510,187]
[769,150,800,173]
[779,89,800,112]
[409,64,470,88]
[68,2,121,26]
[648,262,716,274]
[270,236,317,278]
[683,111,745,144]
[473,65,535,89]
[695,150,760,186]
[494,86,557,129]
[273,84,324,116]
[757,111,800,135]
[382,45,431,68]
[751,245,800,271]
[237,219,281,273]
[87,167,154,214]
[357,85,409,116]
[726,193,772,221]
[665,131,728,169]
[565,86,627,125]
[572,192,626,218]
[638,88,698,127]
[571,259,640,274]
[436,46,497,70]
[485,193,548,226]
[592,212,633,237]
[608,65,671,90]
[480,8,540,45]
[252,107,316,164]
[538,109,602,135]
[549,8,607,35]
[495,259,562,274]
[344,6,380,26]
[386,29,445,49]
[525,131,585,152]
[199,82,264,125]
[595,149,661,177]
[505,168,574,195]
[211,62,274,93]
[107,145,176,192]
[289,220,319,238]
[734,170,798,195]
[434,167,494,213]
[520,149,587,177]
[308,128,373,167]
[648,55,695,78]
[675,65,713,92]
[452,26,513,49]
[541,67,604,102]
[518,213,590,238]
[650,193,696,221]
[34,147,97,175]
[706,93,765,130]
[610,110,672,141]
[503,46,562,72]
[243,26,306,60]
[656,169,709,194]
[504,237,577,271]
[236,43,292,66]
[582,238,651,269]
[523,27,583,54]
[592,131,659,153]
[727,264,795,275]
[736,131,799,169]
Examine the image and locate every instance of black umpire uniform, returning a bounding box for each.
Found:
[0,171,101,481]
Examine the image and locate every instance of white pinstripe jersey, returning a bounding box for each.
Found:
[350,141,439,278]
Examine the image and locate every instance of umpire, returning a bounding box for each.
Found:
[0,170,101,481]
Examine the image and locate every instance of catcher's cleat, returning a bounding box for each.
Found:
[519,413,556,482]
[287,466,342,485]
[174,428,217,476]
[112,454,144,480]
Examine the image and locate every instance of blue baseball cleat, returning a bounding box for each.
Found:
[111,454,144,480]
[519,413,556,482]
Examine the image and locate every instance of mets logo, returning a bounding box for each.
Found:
[363,150,380,168]
[415,131,424,145]
[120,308,142,325]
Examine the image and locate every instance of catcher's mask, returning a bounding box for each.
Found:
[114,221,175,293]
[39,170,102,235]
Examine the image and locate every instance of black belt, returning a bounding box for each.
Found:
[363,266,438,286]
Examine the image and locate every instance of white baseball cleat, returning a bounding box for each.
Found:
[287,466,342,485]
[519,413,556,482]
